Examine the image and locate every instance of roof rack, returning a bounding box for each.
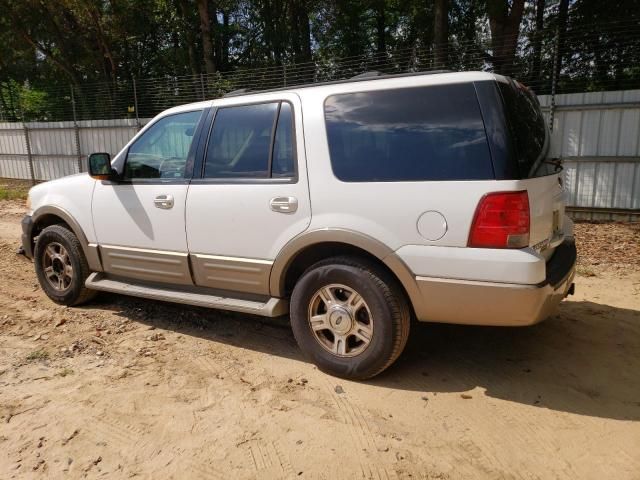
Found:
[217,69,457,100]
[350,71,383,79]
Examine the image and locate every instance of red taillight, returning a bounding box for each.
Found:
[468,191,530,248]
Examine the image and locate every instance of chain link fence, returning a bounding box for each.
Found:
[0,19,639,218]
[1,18,639,123]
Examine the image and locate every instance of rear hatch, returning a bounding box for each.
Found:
[498,78,565,260]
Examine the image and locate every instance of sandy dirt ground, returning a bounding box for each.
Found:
[0,199,639,479]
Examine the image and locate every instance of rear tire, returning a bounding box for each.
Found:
[34,224,97,306]
[290,256,410,380]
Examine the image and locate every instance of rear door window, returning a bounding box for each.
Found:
[324,84,493,182]
[203,101,296,179]
[204,103,277,178]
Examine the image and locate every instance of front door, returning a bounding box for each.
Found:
[93,109,205,285]
[186,94,310,295]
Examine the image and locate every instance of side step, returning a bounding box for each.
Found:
[85,273,289,317]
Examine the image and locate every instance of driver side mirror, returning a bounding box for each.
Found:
[88,153,117,181]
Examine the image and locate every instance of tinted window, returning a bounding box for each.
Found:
[204,103,278,178]
[125,110,202,180]
[498,81,551,178]
[272,102,295,177]
[324,84,493,182]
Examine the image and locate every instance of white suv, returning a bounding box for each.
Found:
[21,71,576,379]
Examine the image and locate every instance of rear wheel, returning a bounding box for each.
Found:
[34,225,96,306]
[290,256,410,380]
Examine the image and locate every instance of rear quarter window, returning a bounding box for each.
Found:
[324,84,494,182]
[497,81,552,178]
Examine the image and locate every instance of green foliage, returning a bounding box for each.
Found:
[0,0,638,121]
[56,367,75,377]
[26,349,50,361]
[0,81,51,121]
[0,178,29,200]
[0,188,28,201]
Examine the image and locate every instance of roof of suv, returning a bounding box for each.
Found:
[163,71,508,116]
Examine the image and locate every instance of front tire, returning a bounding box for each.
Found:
[290,256,410,380]
[34,224,96,306]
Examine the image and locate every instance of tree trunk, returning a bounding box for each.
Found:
[221,10,230,70]
[0,83,11,120]
[487,0,525,76]
[433,0,448,68]
[300,5,312,63]
[375,0,386,55]
[197,0,216,75]
[530,0,545,86]
[88,7,117,83]
[176,0,200,76]
[553,0,570,84]
[260,0,284,65]
[292,0,312,63]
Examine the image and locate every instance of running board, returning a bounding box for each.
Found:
[85,273,288,317]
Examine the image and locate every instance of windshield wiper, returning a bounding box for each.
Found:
[541,157,563,172]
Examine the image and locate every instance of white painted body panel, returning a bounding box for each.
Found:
[297,74,502,250]
[27,173,98,242]
[396,245,546,284]
[280,74,502,241]
[186,183,311,259]
[92,182,189,252]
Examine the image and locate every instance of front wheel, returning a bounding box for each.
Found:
[290,256,410,380]
[34,225,96,306]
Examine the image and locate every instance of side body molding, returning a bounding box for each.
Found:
[269,229,427,319]
[32,205,103,272]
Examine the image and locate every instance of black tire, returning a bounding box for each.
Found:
[34,224,97,306]
[290,256,410,380]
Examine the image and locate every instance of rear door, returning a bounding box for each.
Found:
[185,93,310,295]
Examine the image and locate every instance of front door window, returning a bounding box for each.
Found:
[125,110,203,180]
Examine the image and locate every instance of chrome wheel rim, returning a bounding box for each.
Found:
[308,284,373,358]
[42,242,73,292]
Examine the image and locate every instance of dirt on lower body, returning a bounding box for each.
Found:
[1,200,639,479]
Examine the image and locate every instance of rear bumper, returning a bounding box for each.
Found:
[21,215,34,259]
[414,240,577,326]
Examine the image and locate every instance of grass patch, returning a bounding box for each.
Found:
[25,349,49,361]
[576,265,597,277]
[56,367,74,377]
[0,187,28,200]
[0,178,31,201]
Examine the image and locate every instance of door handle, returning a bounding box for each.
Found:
[270,196,298,214]
[154,194,174,209]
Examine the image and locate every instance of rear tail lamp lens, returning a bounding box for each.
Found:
[468,191,530,248]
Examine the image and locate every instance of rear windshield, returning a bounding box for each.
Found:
[324,84,494,182]
[498,81,553,178]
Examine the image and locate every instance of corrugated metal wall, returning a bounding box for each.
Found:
[1,89,639,217]
[0,119,149,181]
[538,90,640,218]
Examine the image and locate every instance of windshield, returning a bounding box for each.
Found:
[498,80,554,178]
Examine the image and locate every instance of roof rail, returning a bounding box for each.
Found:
[223,88,252,98]
[215,69,460,99]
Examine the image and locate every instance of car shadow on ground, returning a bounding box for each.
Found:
[91,294,640,422]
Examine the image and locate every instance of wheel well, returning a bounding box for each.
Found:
[31,214,71,246]
[283,242,412,310]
